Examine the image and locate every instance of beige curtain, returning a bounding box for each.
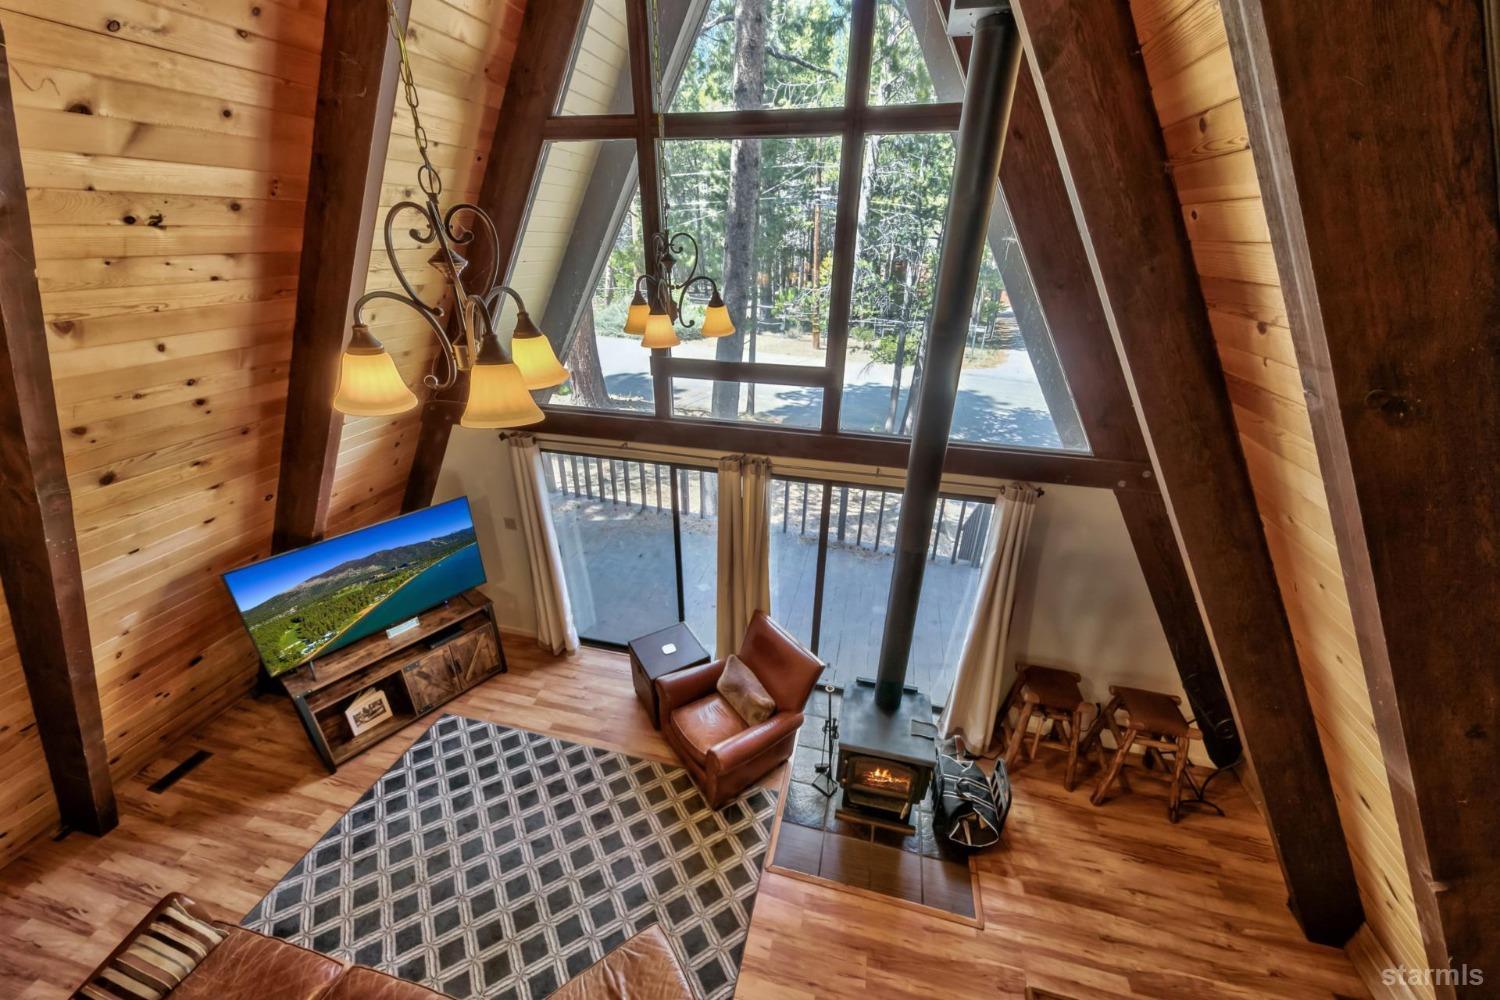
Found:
[940,482,1041,752]
[506,433,578,655]
[714,455,772,658]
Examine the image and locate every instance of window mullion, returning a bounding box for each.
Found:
[821,0,877,434]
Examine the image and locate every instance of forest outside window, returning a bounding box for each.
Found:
[514,0,1087,453]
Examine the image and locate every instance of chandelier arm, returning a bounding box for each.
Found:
[477,284,532,319]
[674,275,721,329]
[384,201,441,310]
[667,231,701,286]
[352,289,459,392]
[444,203,500,295]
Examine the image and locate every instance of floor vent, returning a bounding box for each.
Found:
[147,749,213,793]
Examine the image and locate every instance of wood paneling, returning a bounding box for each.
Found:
[1125,0,1430,993]
[0,642,1366,1000]
[0,587,58,870]
[1013,0,1361,945]
[329,0,527,534]
[0,0,526,867]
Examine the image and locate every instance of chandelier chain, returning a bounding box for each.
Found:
[386,0,442,201]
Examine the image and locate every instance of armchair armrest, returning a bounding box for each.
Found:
[708,711,803,775]
[655,659,726,719]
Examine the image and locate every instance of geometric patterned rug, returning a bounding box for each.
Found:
[243,715,778,999]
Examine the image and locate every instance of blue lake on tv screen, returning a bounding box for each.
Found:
[331,542,485,651]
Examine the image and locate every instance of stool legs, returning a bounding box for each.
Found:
[1063,706,1084,792]
[1091,726,1138,806]
[1003,699,1036,770]
[1168,734,1192,823]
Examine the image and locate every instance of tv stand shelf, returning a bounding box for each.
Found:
[282,589,506,770]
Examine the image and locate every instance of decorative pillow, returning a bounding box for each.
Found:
[76,899,226,1000]
[717,654,776,725]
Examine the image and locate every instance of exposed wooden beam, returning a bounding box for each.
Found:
[996,65,1240,765]
[0,21,115,835]
[404,0,590,512]
[273,0,408,552]
[1010,0,1362,944]
[1221,0,1500,980]
[913,0,1239,763]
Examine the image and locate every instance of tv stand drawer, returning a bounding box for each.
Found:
[446,626,500,689]
[403,651,460,713]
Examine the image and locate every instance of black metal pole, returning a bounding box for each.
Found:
[873,10,1023,712]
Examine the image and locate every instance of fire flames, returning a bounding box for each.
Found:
[860,766,911,792]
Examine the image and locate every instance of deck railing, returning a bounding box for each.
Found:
[542,451,990,566]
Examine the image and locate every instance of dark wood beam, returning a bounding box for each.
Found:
[531,408,1151,489]
[403,0,590,512]
[0,22,115,835]
[1221,0,1500,980]
[273,0,408,551]
[1010,0,1362,944]
[997,64,1240,766]
[913,0,1239,763]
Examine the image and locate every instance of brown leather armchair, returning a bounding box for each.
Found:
[655,612,823,809]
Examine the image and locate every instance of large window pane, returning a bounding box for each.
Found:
[839,132,1081,451]
[671,378,824,428]
[676,467,718,648]
[869,0,941,105]
[768,478,822,651]
[662,136,840,375]
[665,0,850,114]
[557,0,631,115]
[544,453,678,645]
[511,141,653,414]
[816,483,895,689]
[909,495,992,706]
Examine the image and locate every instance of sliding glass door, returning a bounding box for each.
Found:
[769,476,993,706]
[541,451,718,650]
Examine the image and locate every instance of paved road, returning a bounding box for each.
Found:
[563,334,1066,450]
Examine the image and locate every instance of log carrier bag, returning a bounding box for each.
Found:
[932,742,1012,849]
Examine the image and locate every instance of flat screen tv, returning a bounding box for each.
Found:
[224,498,486,678]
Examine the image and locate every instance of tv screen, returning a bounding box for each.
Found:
[224,498,486,677]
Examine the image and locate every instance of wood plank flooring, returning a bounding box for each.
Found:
[0,639,1366,999]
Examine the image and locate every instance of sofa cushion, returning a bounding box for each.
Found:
[74,898,226,1000]
[551,925,695,1000]
[669,694,746,765]
[716,654,775,725]
[169,927,344,1000]
[317,966,449,999]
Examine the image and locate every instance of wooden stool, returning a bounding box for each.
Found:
[1085,685,1201,822]
[998,665,1092,791]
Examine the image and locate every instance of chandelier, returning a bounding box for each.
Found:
[331,3,566,428]
[623,231,735,348]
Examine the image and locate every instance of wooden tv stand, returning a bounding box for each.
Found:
[281,589,506,771]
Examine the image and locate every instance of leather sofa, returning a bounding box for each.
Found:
[656,611,823,808]
[76,892,693,1000]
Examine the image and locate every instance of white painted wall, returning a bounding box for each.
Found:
[436,433,1198,752]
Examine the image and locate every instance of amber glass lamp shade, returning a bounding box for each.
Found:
[508,310,569,390]
[623,289,649,335]
[700,291,734,338]
[332,324,418,416]
[460,332,543,428]
[640,308,680,349]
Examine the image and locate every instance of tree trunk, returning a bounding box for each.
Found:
[713,0,767,418]
[566,310,611,407]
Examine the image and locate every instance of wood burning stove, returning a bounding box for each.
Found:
[835,679,937,832]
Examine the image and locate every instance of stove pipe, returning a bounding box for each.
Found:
[873,8,1024,712]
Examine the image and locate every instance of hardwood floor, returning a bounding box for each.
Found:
[0,640,1367,999]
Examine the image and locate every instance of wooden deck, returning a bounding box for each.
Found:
[551,499,984,701]
[0,640,1367,999]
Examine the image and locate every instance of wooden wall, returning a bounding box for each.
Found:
[0,583,56,869]
[0,0,524,868]
[328,0,525,535]
[1126,0,1429,992]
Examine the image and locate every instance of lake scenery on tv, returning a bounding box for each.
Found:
[224,498,485,677]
